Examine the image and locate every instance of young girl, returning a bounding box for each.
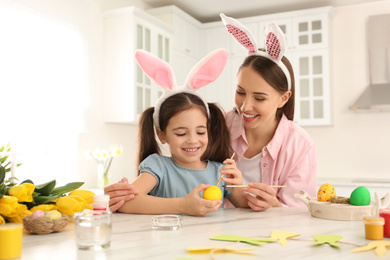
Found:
[117,49,248,216]
[220,14,317,210]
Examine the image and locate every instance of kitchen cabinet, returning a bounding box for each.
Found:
[103,7,172,123]
[147,6,202,85]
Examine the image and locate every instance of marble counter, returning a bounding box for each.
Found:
[21,207,389,259]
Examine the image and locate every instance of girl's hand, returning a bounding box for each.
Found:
[242,183,282,211]
[221,159,248,208]
[220,158,243,186]
[182,184,222,216]
[104,177,139,212]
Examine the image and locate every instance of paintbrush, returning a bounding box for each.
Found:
[216,152,235,186]
[222,185,287,188]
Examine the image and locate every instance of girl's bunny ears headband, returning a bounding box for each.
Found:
[220,13,291,91]
[134,49,229,128]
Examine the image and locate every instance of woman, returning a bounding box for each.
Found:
[105,15,317,212]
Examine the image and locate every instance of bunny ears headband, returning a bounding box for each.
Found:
[220,13,291,91]
[135,49,229,128]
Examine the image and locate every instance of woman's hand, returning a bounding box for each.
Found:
[182,184,222,216]
[220,158,243,186]
[242,183,282,211]
[104,177,138,212]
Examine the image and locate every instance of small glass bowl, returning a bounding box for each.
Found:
[151,215,182,230]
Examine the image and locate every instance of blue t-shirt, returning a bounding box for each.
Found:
[139,154,232,205]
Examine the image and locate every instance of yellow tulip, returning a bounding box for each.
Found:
[69,190,95,204]
[56,195,91,216]
[0,196,19,216]
[30,204,58,213]
[0,215,5,224]
[8,208,31,223]
[9,183,36,202]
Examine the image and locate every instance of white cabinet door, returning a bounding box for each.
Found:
[292,14,329,50]
[202,26,231,55]
[201,26,236,111]
[135,19,171,116]
[103,8,172,123]
[170,49,198,86]
[174,18,201,58]
[292,49,330,125]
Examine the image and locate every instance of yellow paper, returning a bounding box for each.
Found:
[187,246,258,254]
[350,241,390,257]
[0,223,23,259]
[270,230,300,246]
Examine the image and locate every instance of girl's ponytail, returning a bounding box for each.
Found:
[202,103,232,163]
[137,107,160,172]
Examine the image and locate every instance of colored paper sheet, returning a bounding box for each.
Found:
[312,234,343,247]
[350,241,390,257]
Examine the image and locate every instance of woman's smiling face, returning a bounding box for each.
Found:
[235,66,289,130]
[157,107,208,169]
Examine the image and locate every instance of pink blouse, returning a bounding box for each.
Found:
[225,110,317,207]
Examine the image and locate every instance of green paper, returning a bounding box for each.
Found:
[312,234,342,247]
[210,234,268,245]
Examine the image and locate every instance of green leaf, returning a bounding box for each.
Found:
[21,179,34,184]
[34,180,56,196]
[0,166,5,184]
[51,182,84,196]
[0,155,8,164]
[0,186,7,199]
[34,195,63,205]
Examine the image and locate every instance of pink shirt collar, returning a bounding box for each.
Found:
[228,111,289,161]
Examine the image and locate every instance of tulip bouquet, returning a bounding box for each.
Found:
[0,143,95,224]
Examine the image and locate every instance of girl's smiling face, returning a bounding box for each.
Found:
[235,66,290,131]
[157,107,208,169]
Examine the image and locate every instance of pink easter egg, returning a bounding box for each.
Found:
[30,210,45,219]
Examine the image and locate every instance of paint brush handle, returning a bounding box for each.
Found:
[223,185,287,188]
[216,152,236,186]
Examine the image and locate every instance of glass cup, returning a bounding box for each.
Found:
[74,211,112,250]
[0,223,23,259]
[151,215,182,230]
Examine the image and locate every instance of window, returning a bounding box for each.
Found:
[0,4,88,185]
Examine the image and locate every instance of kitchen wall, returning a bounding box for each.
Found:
[5,0,390,190]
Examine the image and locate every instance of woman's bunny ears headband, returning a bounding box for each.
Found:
[220,13,291,91]
[134,49,229,128]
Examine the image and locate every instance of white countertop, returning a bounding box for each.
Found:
[21,207,390,259]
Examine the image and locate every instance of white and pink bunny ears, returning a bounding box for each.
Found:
[134,49,229,128]
[220,13,291,91]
